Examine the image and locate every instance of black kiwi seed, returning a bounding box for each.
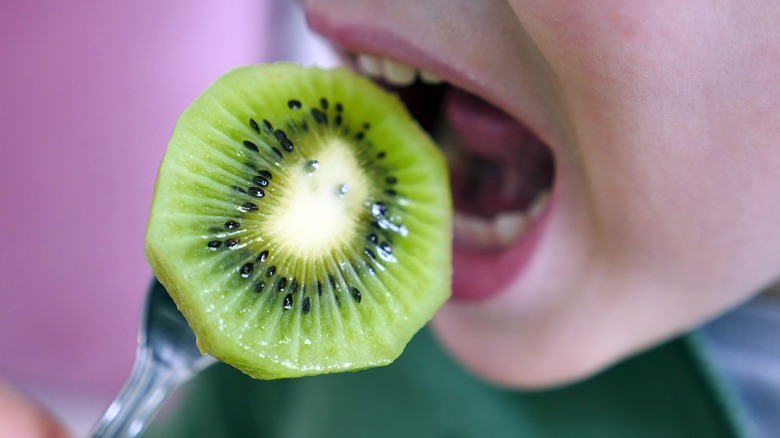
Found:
[371,202,388,217]
[226,239,239,249]
[262,119,273,133]
[320,98,329,110]
[385,189,398,197]
[311,108,327,125]
[254,280,265,292]
[240,263,254,278]
[258,169,273,180]
[240,202,259,212]
[283,294,294,310]
[287,99,302,110]
[367,234,378,244]
[334,115,342,127]
[249,118,261,133]
[386,176,397,185]
[207,240,221,250]
[377,151,386,159]
[355,132,365,140]
[243,140,259,152]
[247,187,265,198]
[266,266,276,277]
[302,296,311,314]
[328,274,337,290]
[225,220,240,230]
[289,278,298,293]
[256,250,269,263]
[363,122,371,130]
[317,281,323,296]
[351,287,362,303]
[364,248,376,260]
[272,130,294,153]
[335,102,343,112]
[379,242,392,255]
[252,176,269,187]
[277,277,287,292]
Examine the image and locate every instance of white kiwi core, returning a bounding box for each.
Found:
[266,137,370,258]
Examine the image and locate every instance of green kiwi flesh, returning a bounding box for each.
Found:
[144,64,451,379]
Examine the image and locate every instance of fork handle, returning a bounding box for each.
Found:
[90,347,200,437]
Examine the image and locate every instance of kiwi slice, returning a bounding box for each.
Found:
[144,64,451,379]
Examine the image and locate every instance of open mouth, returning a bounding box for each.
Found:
[303,1,565,302]
[343,52,556,254]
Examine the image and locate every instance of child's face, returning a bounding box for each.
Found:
[303,0,780,386]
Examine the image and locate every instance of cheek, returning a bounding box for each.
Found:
[512,0,780,286]
[593,138,780,295]
[507,0,649,84]
[435,0,780,388]
[508,0,722,102]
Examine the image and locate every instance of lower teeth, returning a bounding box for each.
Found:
[453,192,549,251]
[417,84,553,251]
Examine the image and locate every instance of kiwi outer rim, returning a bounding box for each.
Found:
[144,63,452,379]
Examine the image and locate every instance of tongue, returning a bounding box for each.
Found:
[444,87,539,159]
[443,87,554,218]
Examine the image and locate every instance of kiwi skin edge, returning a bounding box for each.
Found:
[144,63,452,380]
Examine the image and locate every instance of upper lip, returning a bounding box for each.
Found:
[307,11,514,124]
[304,7,562,160]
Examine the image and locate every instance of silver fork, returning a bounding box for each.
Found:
[90,281,217,437]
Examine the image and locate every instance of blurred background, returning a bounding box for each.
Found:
[0,1,337,434]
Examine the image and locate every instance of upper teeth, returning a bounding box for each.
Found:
[355,53,444,86]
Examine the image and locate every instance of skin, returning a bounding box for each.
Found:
[303,0,780,388]
[0,381,71,438]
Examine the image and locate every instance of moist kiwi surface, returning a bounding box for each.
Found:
[145,64,451,379]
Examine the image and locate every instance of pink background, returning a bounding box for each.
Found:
[0,0,334,400]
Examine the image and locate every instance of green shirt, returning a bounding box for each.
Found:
[145,324,748,437]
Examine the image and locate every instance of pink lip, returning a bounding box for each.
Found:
[306,10,510,121]
[452,188,558,301]
[306,8,560,302]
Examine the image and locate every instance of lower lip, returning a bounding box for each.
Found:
[449,187,556,302]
